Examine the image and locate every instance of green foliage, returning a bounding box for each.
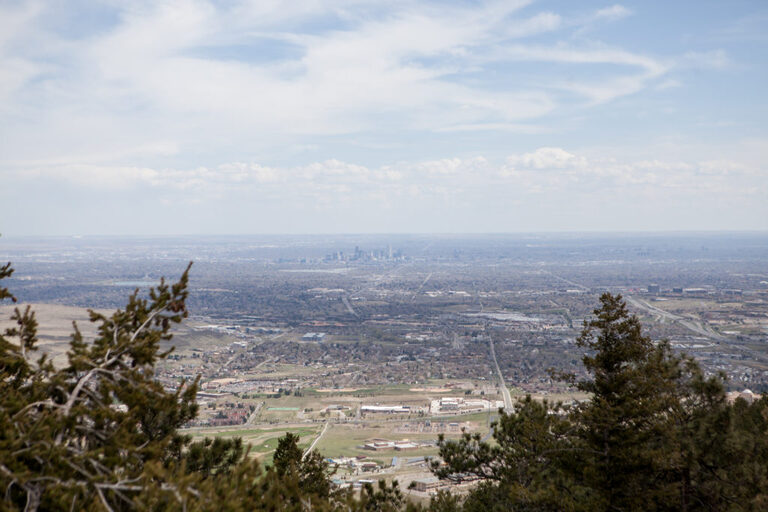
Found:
[273,432,305,476]
[434,396,578,511]
[435,293,768,512]
[3,258,766,512]
[272,431,333,499]
[1,262,202,510]
[571,293,690,509]
[2,260,418,510]
[357,480,404,512]
[174,437,246,478]
[426,490,461,512]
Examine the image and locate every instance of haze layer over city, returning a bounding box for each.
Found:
[1,0,767,508]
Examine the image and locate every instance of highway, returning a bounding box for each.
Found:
[410,272,433,303]
[541,270,590,291]
[626,295,768,364]
[489,337,513,411]
[627,294,735,342]
[341,295,358,316]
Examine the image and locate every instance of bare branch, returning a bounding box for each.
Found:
[95,485,114,512]
[128,305,167,345]
[58,350,127,421]
[12,400,61,419]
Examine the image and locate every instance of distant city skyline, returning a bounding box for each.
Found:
[1,0,766,235]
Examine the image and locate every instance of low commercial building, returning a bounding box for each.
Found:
[361,405,410,414]
[364,439,395,451]
[439,398,459,411]
[359,462,379,472]
[429,397,501,414]
[363,439,423,451]
[412,477,441,492]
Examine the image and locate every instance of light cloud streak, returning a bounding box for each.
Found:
[10,148,763,200]
[0,0,764,234]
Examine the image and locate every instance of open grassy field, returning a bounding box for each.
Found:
[187,425,320,438]
[314,419,487,459]
[186,424,322,462]
[244,385,494,422]
[427,411,495,423]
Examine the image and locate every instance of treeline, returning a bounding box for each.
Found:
[1,263,766,511]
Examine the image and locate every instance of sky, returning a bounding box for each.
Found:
[0,0,766,236]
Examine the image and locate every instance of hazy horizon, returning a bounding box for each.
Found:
[3,229,768,239]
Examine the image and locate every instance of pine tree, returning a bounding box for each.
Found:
[570,293,768,511]
[433,293,768,512]
[433,395,577,511]
[272,432,333,499]
[569,293,683,510]
[0,262,200,510]
[273,433,305,477]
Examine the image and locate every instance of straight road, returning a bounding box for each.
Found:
[542,270,589,291]
[342,295,358,316]
[489,338,513,411]
[244,401,265,426]
[410,272,433,303]
[304,421,330,458]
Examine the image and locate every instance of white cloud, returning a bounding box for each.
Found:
[407,156,490,176]
[0,2,46,106]
[507,147,588,170]
[0,0,702,158]
[28,164,161,189]
[495,43,669,103]
[499,44,667,75]
[10,148,763,203]
[506,12,562,38]
[593,5,633,21]
[434,122,547,133]
[696,160,753,176]
[0,1,758,234]
[681,49,730,69]
[655,79,682,90]
[68,0,557,136]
